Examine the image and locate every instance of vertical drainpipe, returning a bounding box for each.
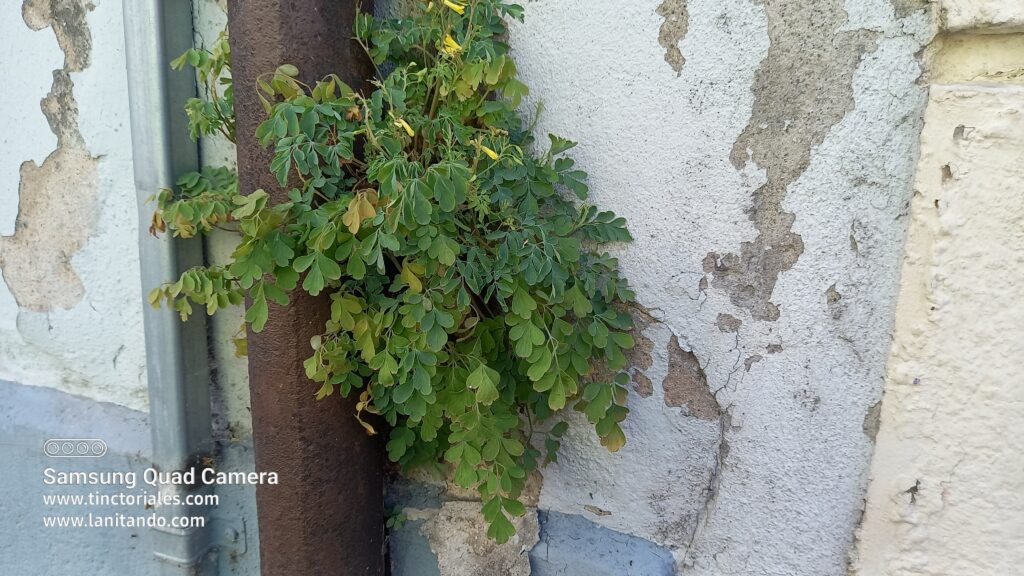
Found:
[226,1,385,574]
[123,1,216,574]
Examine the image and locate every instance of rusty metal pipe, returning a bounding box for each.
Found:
[225,2,384,574]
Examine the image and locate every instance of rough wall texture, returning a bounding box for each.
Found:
[853,8,1024,574]
[182,0,944,574]
[509,1,930,573]
[940,0,1024,33]
[0,0,148,410]
[854,81,1024,576]
[370,0,935,574]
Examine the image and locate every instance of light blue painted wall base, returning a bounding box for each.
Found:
[0,379,158,575]
[529,511,676,576]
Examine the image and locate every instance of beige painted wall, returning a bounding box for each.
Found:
[853,5,1024,571]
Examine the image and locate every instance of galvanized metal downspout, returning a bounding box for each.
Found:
[123,1,217,573]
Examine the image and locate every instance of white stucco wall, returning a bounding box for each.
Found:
[371,1,936,574]
[853,4,1024,573]
[0,0,148,410]
[503,2,932,573]
[853,80,1024,576]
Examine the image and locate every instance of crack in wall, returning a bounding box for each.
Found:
[656,0,689,76]
[704,1,879,321]
[0,0,98,312]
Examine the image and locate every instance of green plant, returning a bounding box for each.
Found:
[149,0,636,542]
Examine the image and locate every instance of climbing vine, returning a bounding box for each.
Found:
[149,0,636,542]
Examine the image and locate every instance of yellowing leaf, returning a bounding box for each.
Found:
[359,196,376,221]
[232,334,248,357]
[356,390,378,436]
[601,424,627,453]
[401,260,423,293]
[342,196,364,234]
[315,382,334,400]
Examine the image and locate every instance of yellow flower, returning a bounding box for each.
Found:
[442,34,463,55]
[443,0,466,15]
[395,118,415,137]
[427,2,434,11]
[480,145,499,161]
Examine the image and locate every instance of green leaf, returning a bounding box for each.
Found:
[548,134,577,156]
[152,3,643,547]
[511,289,537,319]
[486,512,516,544]
[548,378,567,411]
[467,364,500,406]
[245,288,269,333]
[526,347,552,382]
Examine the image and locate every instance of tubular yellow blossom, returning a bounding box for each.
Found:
[442,34,463,55]
[443,0,466,15]
[427,1,434,11]
[480,145,500,161]
[395,118,415,137]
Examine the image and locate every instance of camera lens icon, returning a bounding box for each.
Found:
[44,439,107,458]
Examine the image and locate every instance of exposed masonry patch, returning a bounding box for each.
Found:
[704,1,879,321]
[716,313,742,333]
[0,0,98,312]
[656,0,689,76]
[392,470,543,576]
[421,501,538,576]
[663,335,720,420]
[862,400,882,442]
[744,354,763,372]
[890,0,927,19]
[625,308,656,398]
[23,0,94,72]
[632,368,654,398]
[826,283,843,319]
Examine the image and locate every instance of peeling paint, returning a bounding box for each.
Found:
[861,400,881,442]
[705,1,879,322]
[0,0,97,312]
[656,0,689,76]
[632,372,654,398]
[890,0,927,20]
[663,335,719,420]
[715,313,741,333]
[826,283,843,319]
[931,33,1024,85]
[626,309,656,398]
[23,0,94,72]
